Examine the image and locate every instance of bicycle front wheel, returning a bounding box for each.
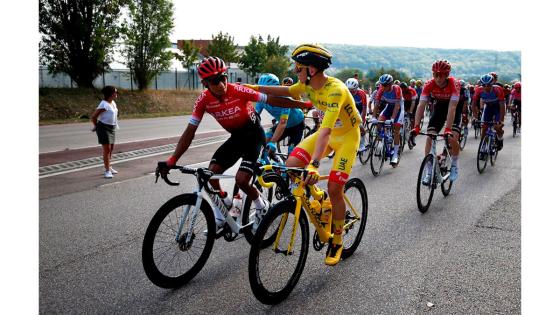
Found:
[460,128,468,150]
[416,154,436,213]
[243,172,290,245]
[248,199,309,305]
[341,178,368,259]
[370,137,385,177]
[477,136,490,174]
[142,194,215,288]
[358,129,373,165]
[490,137,499,166]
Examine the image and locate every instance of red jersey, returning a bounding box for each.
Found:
[473,85,505,106]
[510,88,521,101]
[402,86,417,101]
[420,77,460,103]
[190,83,267,132]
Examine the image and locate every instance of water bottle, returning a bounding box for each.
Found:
[229,193,243,220]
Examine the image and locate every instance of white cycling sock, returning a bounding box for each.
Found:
[393,145,400,156]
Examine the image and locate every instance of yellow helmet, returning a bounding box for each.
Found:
[291,43,332,70]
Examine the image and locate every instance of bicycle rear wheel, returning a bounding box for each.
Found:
[243,172,290,245]
[369,137,385,177]
[248,199,309,305]
[416,154,436,213]
[460,127,468,150]
[142,194,215,288]
[358,128,373,164]
[477,136,490,173]
[341,178,368,259]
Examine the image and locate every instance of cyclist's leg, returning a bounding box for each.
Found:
[236,128,265,201]
[449,108,463,180]
[209,135,242,192]
[287,121,305,155]
[425,103,446,156]
[481,105,489,139]
[325,128,359,265]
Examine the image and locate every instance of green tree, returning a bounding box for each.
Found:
[207,31,240,63]
[334,68,364,83]
[177,40,200,70]
[265,35,289,58]
[121,0,175,90]
[39,0,124,88]
[262,55,291,79]
[239,35,267,78]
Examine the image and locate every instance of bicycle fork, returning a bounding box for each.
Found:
[176,190,203,244]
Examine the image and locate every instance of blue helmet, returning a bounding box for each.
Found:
[258,73,280,86]
[379,74,393,85]
[480,74,494,86]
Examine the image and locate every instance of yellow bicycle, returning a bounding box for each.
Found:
[248,165,368,304]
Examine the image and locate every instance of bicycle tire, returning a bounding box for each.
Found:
[477,136,489,174]
[358,129,373,165]
[243,172,290,245]
[303,126,313,138]
[460,127,468,150]
[341,178,368,259]
[416,154,435,213]
[490,137,499,166]
[474,123,480,139]
[142,194,215,288]
[369,137,384,177]
[440,158,453,196]
[248,199,309,305]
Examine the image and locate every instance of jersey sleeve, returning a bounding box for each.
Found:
[450,79,460,101]
[358,90,367,109]
[375,86,383,102]
[495,86,505,101]
[231,84,267,103]
[410,88,417,99]
[420,81,433,101]
[189,94,206,126]
[288,82,306,99]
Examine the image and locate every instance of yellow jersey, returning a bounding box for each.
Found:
[288,77,362,136]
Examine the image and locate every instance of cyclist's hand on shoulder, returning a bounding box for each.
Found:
[243,84,259,91]
[304,163,320,185]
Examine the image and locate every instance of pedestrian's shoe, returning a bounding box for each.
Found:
[109,167,118,174]
[104,170,113,179]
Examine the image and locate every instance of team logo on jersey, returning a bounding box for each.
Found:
[337,157,348,171]
[343,103,358,126]
[213,106,241,118]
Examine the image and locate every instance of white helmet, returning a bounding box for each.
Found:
[345,78,359,90]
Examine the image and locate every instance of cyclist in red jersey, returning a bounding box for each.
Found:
[165,57,310,232]
[411,60,462,182]
[509,82,522,130]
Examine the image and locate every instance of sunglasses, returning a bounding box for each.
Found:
[206,74,227,85]
[433,72,448,78]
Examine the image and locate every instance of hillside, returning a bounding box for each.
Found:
[294,44,521,82]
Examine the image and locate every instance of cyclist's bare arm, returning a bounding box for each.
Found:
[253,85,292,97]
[270,118,288,143]
[414,99,428,127]
[171,123,198,160]
[266,96,309,109]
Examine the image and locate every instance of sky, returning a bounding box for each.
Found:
[172,0,523,51]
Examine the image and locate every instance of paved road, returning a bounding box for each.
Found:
[39,119,521,313]
[39,113,274,153]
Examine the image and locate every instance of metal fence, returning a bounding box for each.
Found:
[39,67,255,90]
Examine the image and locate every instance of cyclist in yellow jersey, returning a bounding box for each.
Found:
[246,43,361,266]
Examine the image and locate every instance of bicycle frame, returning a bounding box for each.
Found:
[260,170,362,254]
[422,133,451,186]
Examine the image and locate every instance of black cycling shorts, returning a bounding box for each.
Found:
[427,100,462,134]
[210,124,265,175]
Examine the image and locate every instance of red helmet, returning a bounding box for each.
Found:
[432,60,451,74]
[489,72,498,81]
[514,82,521,89]
[197,57,228,79]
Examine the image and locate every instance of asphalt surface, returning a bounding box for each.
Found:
[39,118,521,314]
